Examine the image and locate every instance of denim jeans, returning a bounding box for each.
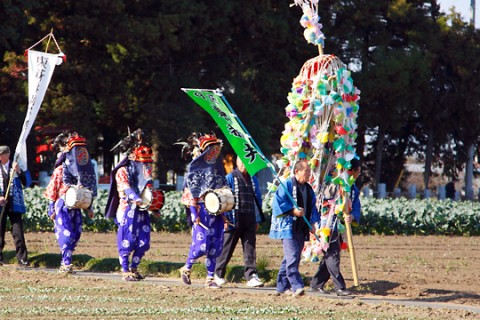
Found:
[276,231,305,292]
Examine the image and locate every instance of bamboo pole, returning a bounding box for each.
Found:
[318,45,323,56]
[393,168,404,190]
[344,215,359,286]
[0,164,17,221]
[45,28,54,53]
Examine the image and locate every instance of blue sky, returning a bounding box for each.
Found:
[437,0,478,26]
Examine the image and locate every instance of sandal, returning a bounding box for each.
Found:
[130,268,145,280]
[180,266,191,285]
[59,264,73,274]
[123,272,139,282]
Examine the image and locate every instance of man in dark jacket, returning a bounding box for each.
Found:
[0,146,32,266]
[214,157,265,287]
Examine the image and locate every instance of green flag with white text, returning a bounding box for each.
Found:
[182,88,269,176]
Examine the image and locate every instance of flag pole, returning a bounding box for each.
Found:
[3,37,64,222]
[218,92,318,236]
[0,167,17,220]
[45,28,54,53]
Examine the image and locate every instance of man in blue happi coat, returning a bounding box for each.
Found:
[269,160,319,296]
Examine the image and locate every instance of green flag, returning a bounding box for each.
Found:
[182,88,269,176]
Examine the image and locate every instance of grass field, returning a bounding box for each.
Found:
[0,232,478,319]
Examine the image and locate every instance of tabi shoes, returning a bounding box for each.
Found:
[246,274,264,287]
[180,266,191,285]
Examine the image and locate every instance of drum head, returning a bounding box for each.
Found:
[65,187,77,208]
[204,191,221,214]
[140,188,153,210]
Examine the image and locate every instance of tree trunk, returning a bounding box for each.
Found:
[356,125,366,159]
[424,128,434,190]
[465,143,474,200]
[375,126,386,191]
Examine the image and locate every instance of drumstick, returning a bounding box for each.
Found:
[198,222,209,230]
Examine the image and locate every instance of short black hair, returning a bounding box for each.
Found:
[350,158,361,171]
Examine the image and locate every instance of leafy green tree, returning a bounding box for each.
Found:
[1,0,478,197]
[441,15,480,199]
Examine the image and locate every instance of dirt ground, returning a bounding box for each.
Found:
[1,232,479,319]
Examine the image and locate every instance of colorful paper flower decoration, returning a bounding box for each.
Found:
[295,0,325,46]
[287,1,362,262]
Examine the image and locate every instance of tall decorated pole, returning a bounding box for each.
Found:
[283,0,361,285]
[1,32,65,219]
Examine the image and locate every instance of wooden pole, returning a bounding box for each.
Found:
[0,168,16,221]
[318,45,323,56]
[393,168,404,190]
[45,28,54,53]
[344,215,359,286]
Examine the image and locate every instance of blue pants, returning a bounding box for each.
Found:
[53,199,82,266]
[277,232,305,292]
[185,204,224,277]
[116,205,151,272]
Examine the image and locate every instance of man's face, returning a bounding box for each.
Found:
[0,153,10,165]
[294,163,311,184]
[352,167,361,179]
[236,158,247,174]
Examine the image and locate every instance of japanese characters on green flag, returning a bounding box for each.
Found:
[182,88,269,176]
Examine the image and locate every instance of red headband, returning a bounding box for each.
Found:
[66,137,87,151]
[199,135,221,151]
[134,146,153,163]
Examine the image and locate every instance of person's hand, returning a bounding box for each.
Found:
[310,224,316,235]
[87,209,94,219]
[0,196,5,206]
[195,216,200,225]
[292,207,304,217]
[256,223,259,232]
[344,214,353,224]
[344,198,352,214]
[50,213,56,221]
[135,200,143,207]
[12,161,20,174]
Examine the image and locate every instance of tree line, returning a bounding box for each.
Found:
[1,0,479,198]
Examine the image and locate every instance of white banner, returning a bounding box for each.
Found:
[14,50,64,171]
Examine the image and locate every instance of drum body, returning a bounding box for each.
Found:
[204,188,235,215]
[139,188,165,211]
[65,186,93,209]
